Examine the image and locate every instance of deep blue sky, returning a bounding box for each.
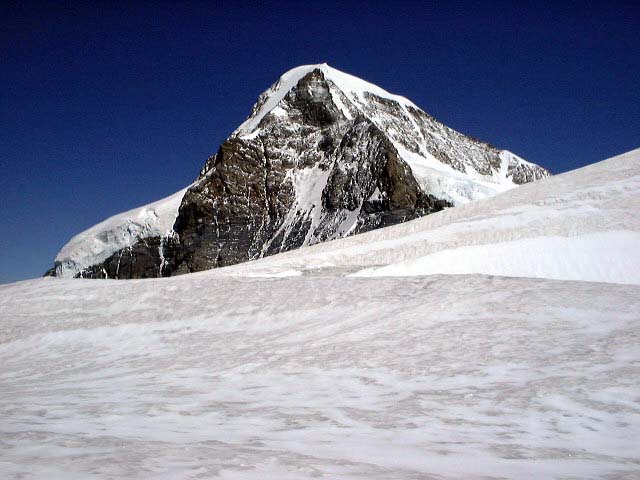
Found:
[1,1,638,283]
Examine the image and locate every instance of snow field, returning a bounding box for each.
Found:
[1,274,639,479]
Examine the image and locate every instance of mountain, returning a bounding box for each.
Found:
[48,64,549,279]
[214,147,640,286]
[3,148,639,479]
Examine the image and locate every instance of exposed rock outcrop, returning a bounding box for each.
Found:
[48,64,550,279]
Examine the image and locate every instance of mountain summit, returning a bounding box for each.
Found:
[48,64,550,278]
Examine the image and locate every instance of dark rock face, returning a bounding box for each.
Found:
[43,266,57,277]
[61,66,550,279]
[162,71,453,275]
[508,161,550,184]
[75,237,164,279]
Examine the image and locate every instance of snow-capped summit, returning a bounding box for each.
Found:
[234,63,421,137]
[233,63,547,201]
[48,64,550,279]
[232,64,547,203]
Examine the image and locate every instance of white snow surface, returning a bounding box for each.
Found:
[357,231,640,284]
[1,275,639,479]
[1,149,640,478]
[54,186,189,278]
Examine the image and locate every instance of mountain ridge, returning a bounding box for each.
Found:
[207,147,639,285]
[48,64,550,278]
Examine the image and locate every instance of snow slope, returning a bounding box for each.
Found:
[211,148,640,285]
[1,274,639,479]
[1,149,639,479]
[358,231,640,284]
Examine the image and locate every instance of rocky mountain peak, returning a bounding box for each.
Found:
[48,64,551,279]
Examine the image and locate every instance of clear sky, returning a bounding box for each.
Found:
[1,1,639,283]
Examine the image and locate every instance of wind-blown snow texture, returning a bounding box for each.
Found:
[1,149,639,479]
[49,64,549,278]
[1,277,639,479]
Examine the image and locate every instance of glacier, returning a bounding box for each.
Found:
[1,148,639,479]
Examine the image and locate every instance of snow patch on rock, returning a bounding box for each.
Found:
[54,187,189,277]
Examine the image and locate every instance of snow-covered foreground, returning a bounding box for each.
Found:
[2,148,640,478]
[1,273,639,479]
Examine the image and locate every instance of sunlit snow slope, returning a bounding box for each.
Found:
[1,149,639,479]
[215,148,640,285]
[1,274,639,479]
